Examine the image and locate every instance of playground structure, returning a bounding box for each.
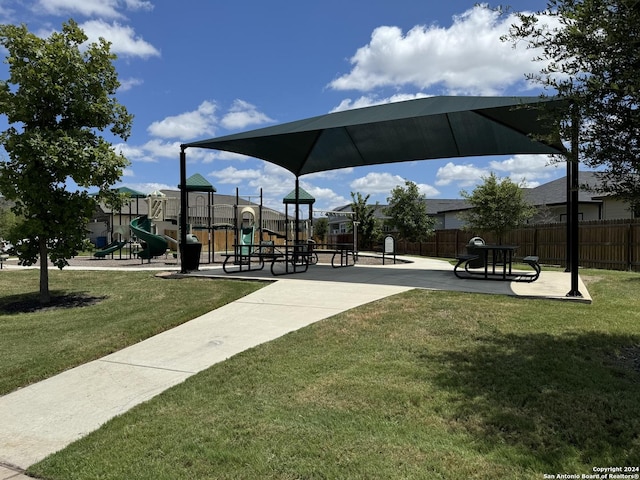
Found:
[93,240,128,258]
[180,187,302,259]
[218,187,361,275]
[91,176,323,268]
[130,215,169,262]
[93,189,171,261]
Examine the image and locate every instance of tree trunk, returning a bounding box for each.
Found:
[39,238,50,304]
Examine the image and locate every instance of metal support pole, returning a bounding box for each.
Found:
[295,177,300,245]
[179,147,188,273]
[565,158,572,272]
[567,106,582,297]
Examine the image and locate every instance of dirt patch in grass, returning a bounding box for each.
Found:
[0,293,107,314]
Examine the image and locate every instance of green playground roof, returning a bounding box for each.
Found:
[180,173,216,192]
[283,186,315,205]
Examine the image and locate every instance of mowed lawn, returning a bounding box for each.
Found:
[3,267,640,479]
[0,269,265,396]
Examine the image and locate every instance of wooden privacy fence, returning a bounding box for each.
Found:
[367,219,640,272]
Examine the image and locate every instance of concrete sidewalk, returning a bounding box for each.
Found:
[0,256,590,478]
[0,276,412,475]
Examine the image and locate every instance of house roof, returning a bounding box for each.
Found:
[324,172,604,221]
[426,199,471,213]
[523,171,603,206]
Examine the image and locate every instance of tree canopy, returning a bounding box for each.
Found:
[0,20,132,302]
[506,0,640,206]
[349,191,380,249]
[385,180,435,242]
[459,173,536,244]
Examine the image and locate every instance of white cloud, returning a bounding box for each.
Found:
[123,0,153,12]
[208,166,263,185]
[302,167,355,180]
[350,172,439,198]
[205,164,296,210]
[80,20,160,58]
[114,142,152,162]
[147,101,217,140]
[35,0,152,18]
[489,154,555,176]
[118,182,176,194]
[118,77,143,92]
[330,92,430,113]
[141,139,183,159]
[436,156,565,192]
[220,99,275,130]
[115,139,184,163]
[202,150,251,164]
[436,162,490,188]
[489,154,563,187]
[328,5,547,95]
[146,99,272,141]
[37,0,124,19]
[300,182,349,211]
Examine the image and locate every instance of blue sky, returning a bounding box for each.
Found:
[0,0,571,212]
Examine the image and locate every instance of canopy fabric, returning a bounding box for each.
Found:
[183,96,566,177]
[179,95,580,296]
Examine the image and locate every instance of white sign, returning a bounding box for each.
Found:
[384,235,395,254]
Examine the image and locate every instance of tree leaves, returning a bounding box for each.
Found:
[0,20,133,302]
[505,0,640,207]
[385,180,435,242]
[459,173,536,244]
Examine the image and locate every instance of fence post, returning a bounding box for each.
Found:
[628,222,632,271]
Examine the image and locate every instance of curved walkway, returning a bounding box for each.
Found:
[0,256,590,478]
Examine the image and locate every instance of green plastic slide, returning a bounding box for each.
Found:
[240,226,254,256]
[130,216,168,259]
[93,240,127,258]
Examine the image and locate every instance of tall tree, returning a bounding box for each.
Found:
[459,173,536,244]
[313,216,328,243]
[505,0,640,207]
[385,180,435,242]
[349,191,380,249]
[0,20,132,303]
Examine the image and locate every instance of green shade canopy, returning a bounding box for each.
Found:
[183,96,566,177]
[179,95,578,295]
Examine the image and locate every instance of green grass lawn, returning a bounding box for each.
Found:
[6,268,640,479]
[0,270,265,396]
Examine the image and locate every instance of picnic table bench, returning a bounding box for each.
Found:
[222,242,312,276]
[454,246,541,282]
[313,243,356,268]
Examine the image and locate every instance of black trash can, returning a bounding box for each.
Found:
[466,237,486,268]
[181,234,202,271]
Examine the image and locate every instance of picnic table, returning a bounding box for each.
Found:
[454,244,540,282]
[222,241,357,276]
[312,242,356,268]
[223,242,313,276]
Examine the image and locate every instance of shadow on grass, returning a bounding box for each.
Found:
[422,332,640,470]
[0,290,107,314]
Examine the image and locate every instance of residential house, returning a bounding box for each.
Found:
[329,171,633,238]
